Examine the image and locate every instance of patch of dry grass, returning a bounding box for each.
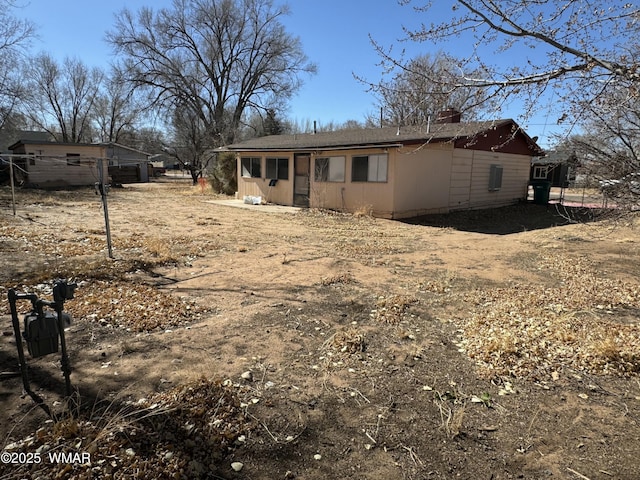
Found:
[353,204,373,217]
[371,294,419,324]
[2,377,256,479]
[328,327,366,354]
[320,272,356,286]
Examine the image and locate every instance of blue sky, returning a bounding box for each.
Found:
[20,0,560,146]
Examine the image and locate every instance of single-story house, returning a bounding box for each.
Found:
[221,111,545,219]
[530,150,578,187]
[7,140,151,187]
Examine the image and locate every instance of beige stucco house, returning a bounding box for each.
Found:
[222,113,544,219]
[8,140,151,187]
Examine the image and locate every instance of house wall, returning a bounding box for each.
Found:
[235,143,532,218]
[15,143,105,188]
[383,145,531,218]
[464,150,531,210]
[310,148,394,217]
[236,152,294,205]
[391,143,454,218]
[105,144,149,182]
[236,148,396,217]
[449,149,473,210]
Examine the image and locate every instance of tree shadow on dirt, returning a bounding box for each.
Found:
[402,203,606,235]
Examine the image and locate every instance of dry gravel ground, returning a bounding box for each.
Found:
[1,178,640,480]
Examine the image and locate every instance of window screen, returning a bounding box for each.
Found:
[315,156,345,182]
[266,158,289,179]
[352,154,387,182]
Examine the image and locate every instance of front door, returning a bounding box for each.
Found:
[294,154,310,207]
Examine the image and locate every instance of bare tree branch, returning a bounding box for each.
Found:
[398,1,640,125]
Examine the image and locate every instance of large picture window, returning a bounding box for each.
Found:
[266,157,289,180]
[315,156,345,182]
[351,154,388,182]
[241,157,261,178]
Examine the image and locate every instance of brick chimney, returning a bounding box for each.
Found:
[436,108,461,123]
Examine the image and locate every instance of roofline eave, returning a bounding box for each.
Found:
[220,142,407,153]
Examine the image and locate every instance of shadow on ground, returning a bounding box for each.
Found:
[402,203,606,235]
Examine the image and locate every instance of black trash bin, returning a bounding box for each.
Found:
[530,180,552,205]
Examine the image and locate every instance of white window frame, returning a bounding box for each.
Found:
[532,165,548,180]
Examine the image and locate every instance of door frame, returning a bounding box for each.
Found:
[293,153,311,207]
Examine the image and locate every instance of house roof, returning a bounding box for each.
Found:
[221,119,544,155]
[102,142,152,157]
[8,140,151,157]
[532,149,578,165]
[8,139,99,150]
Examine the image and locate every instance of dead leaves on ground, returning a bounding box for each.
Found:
[459,253,640,378]
[2,279,206,332]
[319,272,355,286]
[73,280,207,332]
[297,209,411,258]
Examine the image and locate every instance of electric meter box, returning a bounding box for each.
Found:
[23,312,59,358]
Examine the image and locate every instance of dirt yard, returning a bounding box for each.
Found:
[1,178,640,480]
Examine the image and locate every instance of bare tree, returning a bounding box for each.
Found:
[394,1,639,125]
[287,118,364,134]
[107,0,316,182]
[92,66,148,143]
[129,127,168,156]
[0,0,34,131]
[563,84,640,208]
[361,52,492,127]
[166,101,215,184]
[241,108,287,139]
[23,54,104,143]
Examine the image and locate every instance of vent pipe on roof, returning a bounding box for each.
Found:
[313,120,316,135]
